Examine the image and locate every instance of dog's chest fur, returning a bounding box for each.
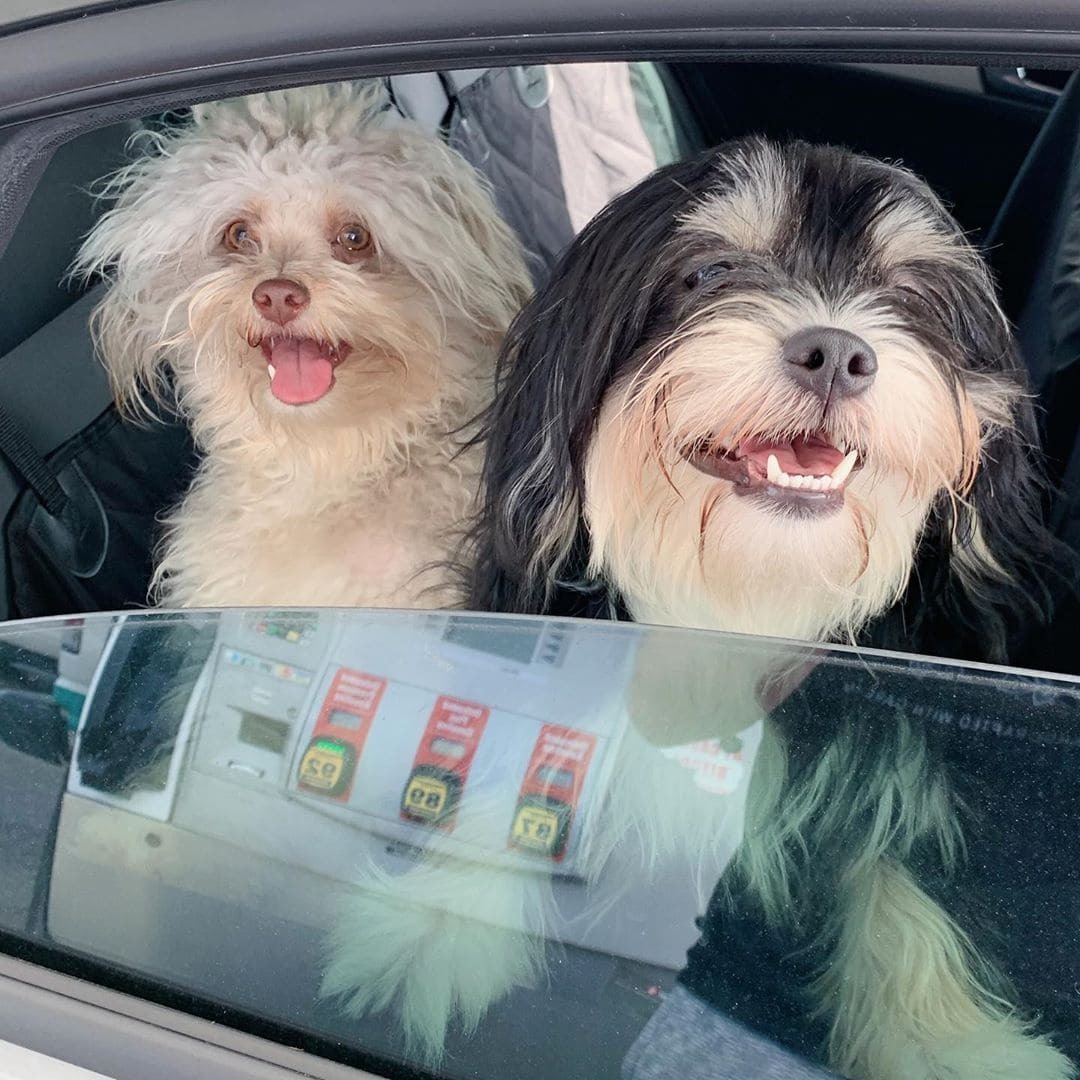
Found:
[154,437,477,609]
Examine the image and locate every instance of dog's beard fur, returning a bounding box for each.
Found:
[74,81,531,607]
[586,291,1015,644]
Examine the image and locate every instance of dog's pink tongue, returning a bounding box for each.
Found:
[268,339,335,405]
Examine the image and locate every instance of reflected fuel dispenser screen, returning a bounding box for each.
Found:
[441,619,543,665]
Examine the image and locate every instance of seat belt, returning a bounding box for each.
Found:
[0,402,109,583]
[386,72,452,132]
[0,403,68,519]
[387,68,544,138]
[0,288,116,618]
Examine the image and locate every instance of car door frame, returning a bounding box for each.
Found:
[1,1,1080,1077]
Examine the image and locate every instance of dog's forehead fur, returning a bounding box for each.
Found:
[190,81,395,145]
[97,80,468,268]
[679,139,968,290]
[152,85,415,228]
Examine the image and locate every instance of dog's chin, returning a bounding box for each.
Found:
[679,430,862,520]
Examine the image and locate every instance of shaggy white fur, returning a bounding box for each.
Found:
[75,81,531,608]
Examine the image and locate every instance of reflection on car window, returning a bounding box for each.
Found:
[0,609,1077,1079]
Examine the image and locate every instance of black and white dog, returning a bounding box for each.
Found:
[324,139,1071,1079]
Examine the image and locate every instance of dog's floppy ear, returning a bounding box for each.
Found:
[874,264,1070,663]
[467,153,717,614]
[418,141,534,333]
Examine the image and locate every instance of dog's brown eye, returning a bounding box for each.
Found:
[335,223,373,260]
[223,220,254,252]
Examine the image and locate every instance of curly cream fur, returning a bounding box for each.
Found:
[74,81,531,608]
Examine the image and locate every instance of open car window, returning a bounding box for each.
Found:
[0,609,1077,1078]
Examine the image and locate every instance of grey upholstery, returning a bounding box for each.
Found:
[0,123,132,357]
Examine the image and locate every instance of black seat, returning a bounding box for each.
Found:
[984,72,1080,674]
[985,72,1080,542]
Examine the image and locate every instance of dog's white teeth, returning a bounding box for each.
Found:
[765,455,844,493]
[830,449,859,487]
[267,364,277,379]
[765,463,843,492]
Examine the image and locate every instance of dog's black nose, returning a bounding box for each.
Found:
[782,326,878,402]
[252,278,310,326]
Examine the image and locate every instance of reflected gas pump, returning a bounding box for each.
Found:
[49,607,752,995]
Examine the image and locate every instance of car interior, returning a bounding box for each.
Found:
[1,61,1079,670]
[2,57,1080,1080]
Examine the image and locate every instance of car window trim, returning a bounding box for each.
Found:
[4,0,1080,129]
[0,951,395,1080]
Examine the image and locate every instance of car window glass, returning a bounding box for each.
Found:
[0,609,1077,1078]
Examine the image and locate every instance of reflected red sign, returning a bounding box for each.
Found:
[509,724,596,861]
[297,668,387,801]
[400,695,490,830]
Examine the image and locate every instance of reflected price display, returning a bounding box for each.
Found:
[400,696,489,831]
[401,767,459,824]
[298,737,356,798]
[509,725,596,861]
[296,667,387,802]
[510,798,570,856]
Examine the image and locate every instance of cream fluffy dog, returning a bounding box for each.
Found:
[75,81,530,608]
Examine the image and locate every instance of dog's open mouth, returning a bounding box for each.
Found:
[680,433,861,514]
[259,337,352,406]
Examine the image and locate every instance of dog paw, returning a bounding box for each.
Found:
[320,857,546,1063]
